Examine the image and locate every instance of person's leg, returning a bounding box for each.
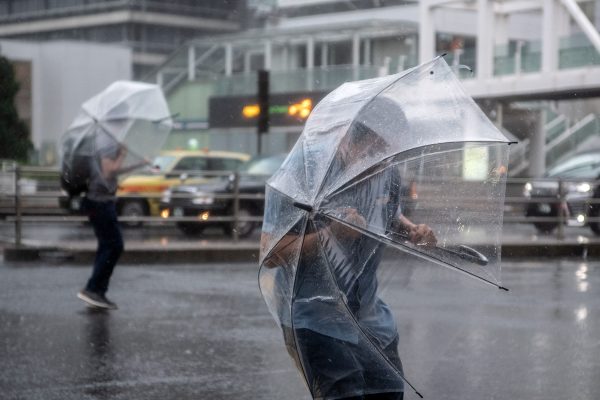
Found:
[357,336,404,400]
[295,329,366,400]
[85,201,124,295]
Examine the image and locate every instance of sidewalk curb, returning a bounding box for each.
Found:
[3,245,260,264]
[4,242,600,264]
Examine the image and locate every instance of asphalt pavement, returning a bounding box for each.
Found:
[1,256,598,400]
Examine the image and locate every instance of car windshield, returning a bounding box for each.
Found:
[546,153,600,179]
[242,154,286,176]
[151,155,177,172]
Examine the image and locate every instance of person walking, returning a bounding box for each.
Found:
[77,139,147,310]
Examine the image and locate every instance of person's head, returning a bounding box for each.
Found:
[337,96,408,162]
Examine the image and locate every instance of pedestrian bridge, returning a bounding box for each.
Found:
[145,0,600,176]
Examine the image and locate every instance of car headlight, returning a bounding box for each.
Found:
[576,182,592,193]
[523,182,532,197]
[192,194,214,205]
[161,189,171,203]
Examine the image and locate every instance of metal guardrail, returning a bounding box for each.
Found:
[2,166,600,246]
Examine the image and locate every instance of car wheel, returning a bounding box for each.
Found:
[526,202,559,234]
[177,222,205,236]
[224,205,256,238]
[589,204,600,235]
[120,201,147,228]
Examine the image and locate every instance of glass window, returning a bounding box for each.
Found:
[208,157,243,171]
[243,154,286,175]
[152,155,177,172]
[174,156,208,172]
[48,0,81,9]
[12,0,45,13]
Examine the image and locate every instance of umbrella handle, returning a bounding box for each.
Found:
[394,231,488,266]
[152,113,179,124]
[441,245,489,266]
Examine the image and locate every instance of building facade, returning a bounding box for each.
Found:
[0,0,245,78]
[153,0,600,177]
[0,39,132,165]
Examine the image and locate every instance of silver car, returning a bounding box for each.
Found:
[524,149,600,234]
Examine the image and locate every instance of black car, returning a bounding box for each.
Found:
[524,149,600,234]
[161,152,419,238]
[160,154,287,237]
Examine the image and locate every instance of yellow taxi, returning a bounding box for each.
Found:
[117,149,250,224]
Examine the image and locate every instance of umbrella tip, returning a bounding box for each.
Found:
[499,286,509,292]
[293,202,313,213]
[416,391,424,398]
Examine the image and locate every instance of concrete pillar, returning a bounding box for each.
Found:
[306,37,314,91]
[352,34,360,80]
[476,0,494,79]
[419,0,435,63]
[542,0,558,73]
[187,44,196,81]
[306,37,314,70]
[264,40,272,70]
[244,51,251,75]
[529,110,547,177]
[225,43,233,76]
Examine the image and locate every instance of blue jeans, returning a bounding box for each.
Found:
[82,198,124,295]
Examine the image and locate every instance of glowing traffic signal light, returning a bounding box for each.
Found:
[288,98,312,119]
[242,104,261,118]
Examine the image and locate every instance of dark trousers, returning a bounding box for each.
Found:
[82,198,124,295]
[293,328,404,400]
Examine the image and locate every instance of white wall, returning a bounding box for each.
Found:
[0,40,132,165]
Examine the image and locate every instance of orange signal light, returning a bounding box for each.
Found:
[288,99,313,119]
[242,104,261,119]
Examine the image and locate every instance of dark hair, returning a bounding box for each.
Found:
[349,96,408,147]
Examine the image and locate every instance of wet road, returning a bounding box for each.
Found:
[0,256,599,400]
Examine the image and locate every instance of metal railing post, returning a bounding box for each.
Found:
[557,179,565,240]
[232,171,240,242]
[14,165,22,247]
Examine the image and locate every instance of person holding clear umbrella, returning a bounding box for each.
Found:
[61,81,173,310]
[262,107,437,399]
[77,133,150,310]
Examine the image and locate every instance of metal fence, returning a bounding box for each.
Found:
[2,165,600,246]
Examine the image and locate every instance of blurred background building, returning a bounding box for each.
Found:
[1,0,599,177]
[0,39,131,165]
[0,0,245,78]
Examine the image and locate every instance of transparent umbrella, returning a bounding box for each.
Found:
[258,56,512,399]
[60,80,173,192]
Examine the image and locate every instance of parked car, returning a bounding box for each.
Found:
[161,153,418,238]
[161,153,287,237]
[523,149,600,234]
[59,149,250,226]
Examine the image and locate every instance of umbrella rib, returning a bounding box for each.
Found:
[321,213,508,291]
[259,184,309,264]
[325,140,510,200]
[311,221,424,399]
[95,122,146,162]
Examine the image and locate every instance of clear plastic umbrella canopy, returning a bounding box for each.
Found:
[258,56,512,399]
[61,80,173,173]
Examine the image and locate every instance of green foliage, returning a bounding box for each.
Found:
[0,55,32,163]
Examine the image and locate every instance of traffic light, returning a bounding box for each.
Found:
[257,69,269,134]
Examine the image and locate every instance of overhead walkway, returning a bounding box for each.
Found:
[146,0,600,175]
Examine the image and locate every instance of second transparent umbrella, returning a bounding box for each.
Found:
[259,56,512,399]
[60,80,173,191]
